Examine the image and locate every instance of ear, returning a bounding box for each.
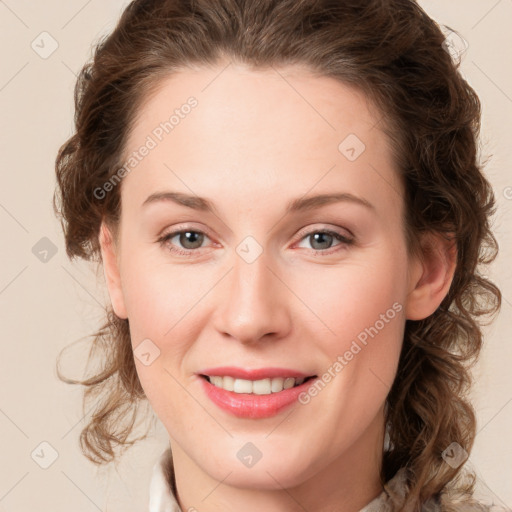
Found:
[405,231,457,321]
[98,221,128,319]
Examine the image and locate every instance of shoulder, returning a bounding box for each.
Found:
[380,468,511,512]
[438,495,511,512]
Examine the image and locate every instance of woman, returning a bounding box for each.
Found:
[53,0,505,510]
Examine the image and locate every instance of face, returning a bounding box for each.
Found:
[100,63,440,491]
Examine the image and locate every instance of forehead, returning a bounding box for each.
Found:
[120,64,402,217]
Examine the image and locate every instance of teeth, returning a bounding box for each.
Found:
[207,376,308,394]
[234,378,253,393]
[271,377,284,393]
[222,376,234,391]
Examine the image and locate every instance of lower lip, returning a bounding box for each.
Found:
[199,376,318,419]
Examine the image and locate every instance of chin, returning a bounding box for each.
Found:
[203,451,316,490]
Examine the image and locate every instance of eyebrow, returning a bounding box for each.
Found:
[141,191,375,214]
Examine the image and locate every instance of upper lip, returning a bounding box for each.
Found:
[198,367,316,380]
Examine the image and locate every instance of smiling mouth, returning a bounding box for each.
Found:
[199,374,317,395]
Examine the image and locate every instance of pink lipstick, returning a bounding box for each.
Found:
[197,367,318,419]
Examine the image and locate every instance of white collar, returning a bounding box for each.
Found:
[148,448,181,512]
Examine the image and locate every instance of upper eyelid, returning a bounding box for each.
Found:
[294,224,353,241]
[159,223,214,240]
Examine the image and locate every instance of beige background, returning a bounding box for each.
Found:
[0,1,511,511]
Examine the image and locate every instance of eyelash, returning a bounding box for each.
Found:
[157,226,354,257]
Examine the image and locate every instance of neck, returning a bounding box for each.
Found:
[168,407,386,512]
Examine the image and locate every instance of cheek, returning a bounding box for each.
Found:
[118,248,216,398]
[119,248,196,337]
[293,246,407,408]
[289,248,407,347]
[121,256,201,418]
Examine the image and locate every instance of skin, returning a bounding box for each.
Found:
[99,62,457,512]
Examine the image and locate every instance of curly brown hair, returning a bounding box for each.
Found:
[53,0,502,510]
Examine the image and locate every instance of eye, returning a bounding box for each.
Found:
[158,228,212,255]
[295,229,354,255]
[157,226,354,256]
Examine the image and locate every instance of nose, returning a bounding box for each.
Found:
[212,250,292,346]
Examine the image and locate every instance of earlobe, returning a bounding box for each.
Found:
[99,221,128,320]
[404,232,457,321]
